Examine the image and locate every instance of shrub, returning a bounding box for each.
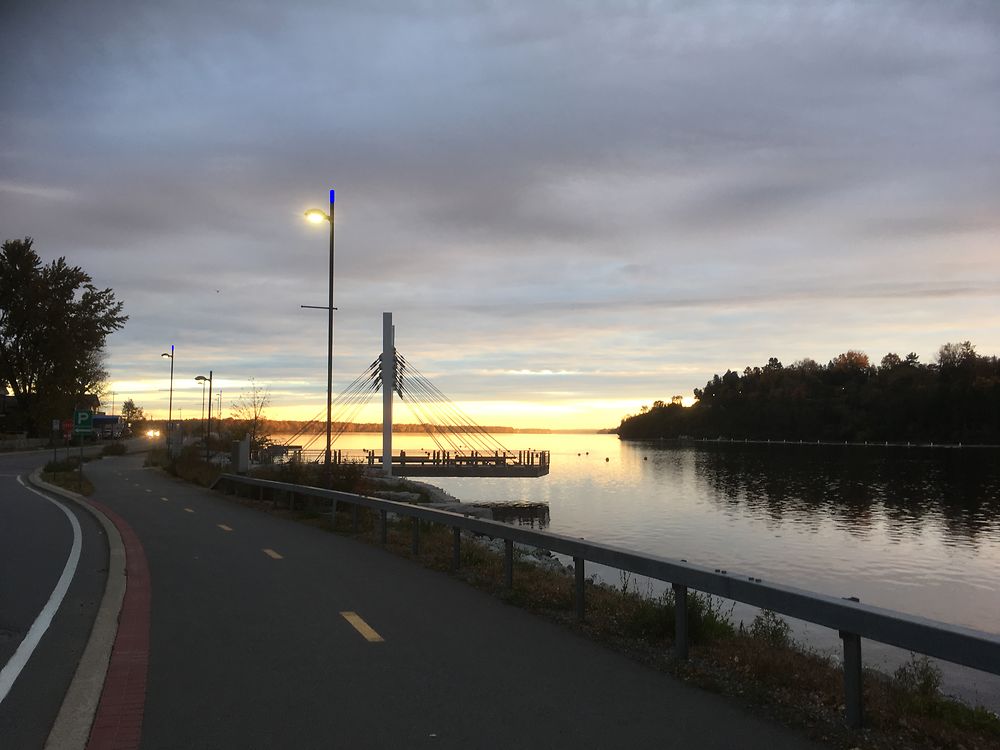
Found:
[894,653,942,700]
[749,609,792,648]
[45,457,80,472]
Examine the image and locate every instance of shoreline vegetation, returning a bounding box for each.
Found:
[618,341,1000,445]
[142,446,1000,750]
[144,418,602,436]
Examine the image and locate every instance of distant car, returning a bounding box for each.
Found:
[146,428,161,438]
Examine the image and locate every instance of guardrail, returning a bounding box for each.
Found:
[216,473,1000,728]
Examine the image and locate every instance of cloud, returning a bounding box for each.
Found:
[2,1,999,427]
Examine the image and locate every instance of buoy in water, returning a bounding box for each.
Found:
[605,457,609,462]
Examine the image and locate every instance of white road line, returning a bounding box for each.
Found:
[262,548,283,559]
[1,477,83,706]
[217,524,233,532]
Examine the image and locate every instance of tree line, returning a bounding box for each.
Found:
[618,343,1000,444]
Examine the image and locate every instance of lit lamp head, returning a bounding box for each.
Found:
[304,208,329,224]
[161,352,172,359]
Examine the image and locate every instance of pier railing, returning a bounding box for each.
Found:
[215,472,1000,728]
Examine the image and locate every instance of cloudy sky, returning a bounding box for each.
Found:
[3,1,998,429]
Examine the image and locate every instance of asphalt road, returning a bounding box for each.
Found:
[83,454,822,750]
[0,448,107,750]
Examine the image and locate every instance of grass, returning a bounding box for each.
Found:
[155,464,1000,749]
[41,456,95,495]
[145,445,221,486]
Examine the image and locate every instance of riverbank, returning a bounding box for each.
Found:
[621,436,1000,449]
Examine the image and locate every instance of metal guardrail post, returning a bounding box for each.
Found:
[412,520,420,556]
[673,583,689,660]
[504,540,514,588]
[840,630,863,728]
[452,527,461,570]
[574,556,585,621]
[380,510,387,545]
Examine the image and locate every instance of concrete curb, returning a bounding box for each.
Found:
[28,469,126,750]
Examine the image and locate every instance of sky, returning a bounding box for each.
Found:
[2,0,999,430]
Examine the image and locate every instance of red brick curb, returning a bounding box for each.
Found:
[84,500,151,750]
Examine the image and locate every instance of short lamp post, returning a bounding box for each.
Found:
[304,188,335,486]
[161,346,174,452]
[196,371,213,462]
[195,375,208,454]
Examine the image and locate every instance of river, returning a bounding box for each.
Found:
[275,431,1000,706]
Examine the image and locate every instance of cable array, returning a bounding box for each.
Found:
[282,357,381,454]
[392,351,514,459]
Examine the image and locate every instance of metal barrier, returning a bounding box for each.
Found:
[216,473,1000,728]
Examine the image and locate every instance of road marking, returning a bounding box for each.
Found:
[217,524,233,532]
[340,612,384,642]
[160,497,169,502]
[262,548,283,559]
[145,489,152,493]
[184,508,195,513]
[2,477,83,705]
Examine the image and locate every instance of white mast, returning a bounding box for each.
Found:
[382,312,395,476]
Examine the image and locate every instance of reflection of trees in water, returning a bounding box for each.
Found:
[480,502,550,530]
[692,444,1000,545]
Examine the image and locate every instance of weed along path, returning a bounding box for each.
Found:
[83,454,821,749]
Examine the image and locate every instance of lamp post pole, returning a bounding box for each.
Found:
[304,189,336,488]
[196,372,213,462]
[325,190,335,486]
[195,375,208,452]
[161,346,174,452]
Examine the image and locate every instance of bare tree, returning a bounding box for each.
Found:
[230,378,271,456]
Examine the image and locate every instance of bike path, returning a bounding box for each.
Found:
[87,455,821,749]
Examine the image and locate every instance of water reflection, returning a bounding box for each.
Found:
[477,502,550,529]
[680,443,1000,545]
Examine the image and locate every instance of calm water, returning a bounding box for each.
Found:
[281,432,1000,704]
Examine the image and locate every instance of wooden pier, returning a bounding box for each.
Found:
[358,449,550,477]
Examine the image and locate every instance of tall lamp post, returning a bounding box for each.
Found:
[161,346,174,451]
[304,188,336,486]
[196,371,213,462]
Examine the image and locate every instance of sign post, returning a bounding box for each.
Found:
[73,410,93,491]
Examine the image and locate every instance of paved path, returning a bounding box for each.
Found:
[80,454,822,750]
[0,449,107,750]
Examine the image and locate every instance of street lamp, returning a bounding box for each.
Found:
[304,188,336,486]
[161,346,174,451]
[196,371,213,462]
[195,375,208,451]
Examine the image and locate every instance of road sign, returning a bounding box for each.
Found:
[73,410,93,435]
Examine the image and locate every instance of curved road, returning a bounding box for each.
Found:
[4,448,823,748]
[0,448,107,749]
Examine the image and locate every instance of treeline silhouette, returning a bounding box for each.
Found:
[618,342,1000,444]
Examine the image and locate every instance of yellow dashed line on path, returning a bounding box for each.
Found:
[145,489,152,493]
[262,548,283,560]
[340,612,384,642]
[218,524,233,532]
[184,508,195,513]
